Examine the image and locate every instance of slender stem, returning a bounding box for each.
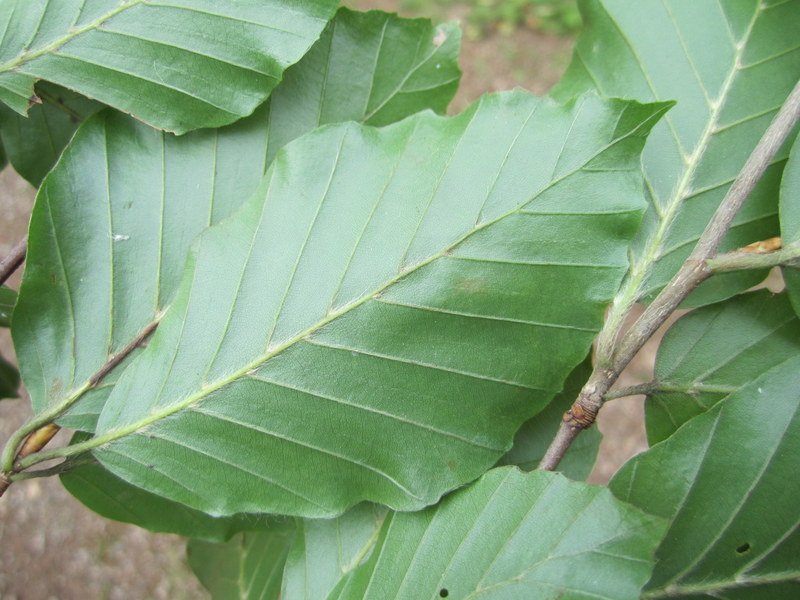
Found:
[604,381,738,401]
[0,383,90,472]
[604,382,662,400]
[8,454,95,481]
[0,236,27,285]
[539,77,800,471]
[707,244,800,272]
[0,320,158,479]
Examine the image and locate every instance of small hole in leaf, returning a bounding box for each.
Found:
[736,543,750,554]
[439,589,449,598]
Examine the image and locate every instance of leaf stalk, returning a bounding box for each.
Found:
[707,243,800,272]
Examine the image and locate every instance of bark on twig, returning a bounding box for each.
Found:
[0,236,27,285]
[539,77,800,471]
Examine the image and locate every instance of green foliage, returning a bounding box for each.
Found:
[0,0,798,598]
[553,0,799,309]
[0,0,339,131]
[612,357,800,597]
[646,290,800,445]
[31,90,664,517]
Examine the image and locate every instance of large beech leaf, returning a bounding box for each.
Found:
[12,8,463,435]
[0,81,103,186]
[0,0,339,133]
[781,135,800,316]
[188,525,296,600]
[646,290,800,444]
[73,92,670,518]
[611,357,800,598]
[554,0,800,307]
[327,468,666,600]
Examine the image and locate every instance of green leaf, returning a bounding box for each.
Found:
[60,456,276,542]
[497,352,601,478]
[0,352,19,399]
[611,356,800,598]
[74,92,666,518]
[0,285,15,327]
[188,525,295,600]
[0,81,103,187]
[554,0,800,307]
[187,503,386,600]
[0,0,339,133]
[646,290,800,444]
[267,8,462,152]
[780,134,800,317]
[283,504,387,600]
[12,8,464,435]
[333,468,666,600]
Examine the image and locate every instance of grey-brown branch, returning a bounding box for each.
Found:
[0,236,27,286]
[538,77,800,471]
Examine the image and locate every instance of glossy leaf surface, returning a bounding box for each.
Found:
[611,356,800,598]
[0,82,103,186]
[188,526,295,600]
[0,0,339,133]
[646,290,800,444]
[781,135,800,316]
[13,8,463,434]
[333,468,666,600]
[77,93,666,517]
[554,0,800,307]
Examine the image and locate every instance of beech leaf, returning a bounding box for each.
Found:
[0,0,339,133]
[75,93,668,517]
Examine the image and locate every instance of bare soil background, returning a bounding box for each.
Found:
[0,3,651,598]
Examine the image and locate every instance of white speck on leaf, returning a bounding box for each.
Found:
[758,387,764,393]
[433,28,447,47]
[112,234,130,241]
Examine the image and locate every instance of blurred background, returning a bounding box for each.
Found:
[0,2,652,598]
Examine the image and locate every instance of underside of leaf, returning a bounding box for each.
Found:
[75,92,668,517]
